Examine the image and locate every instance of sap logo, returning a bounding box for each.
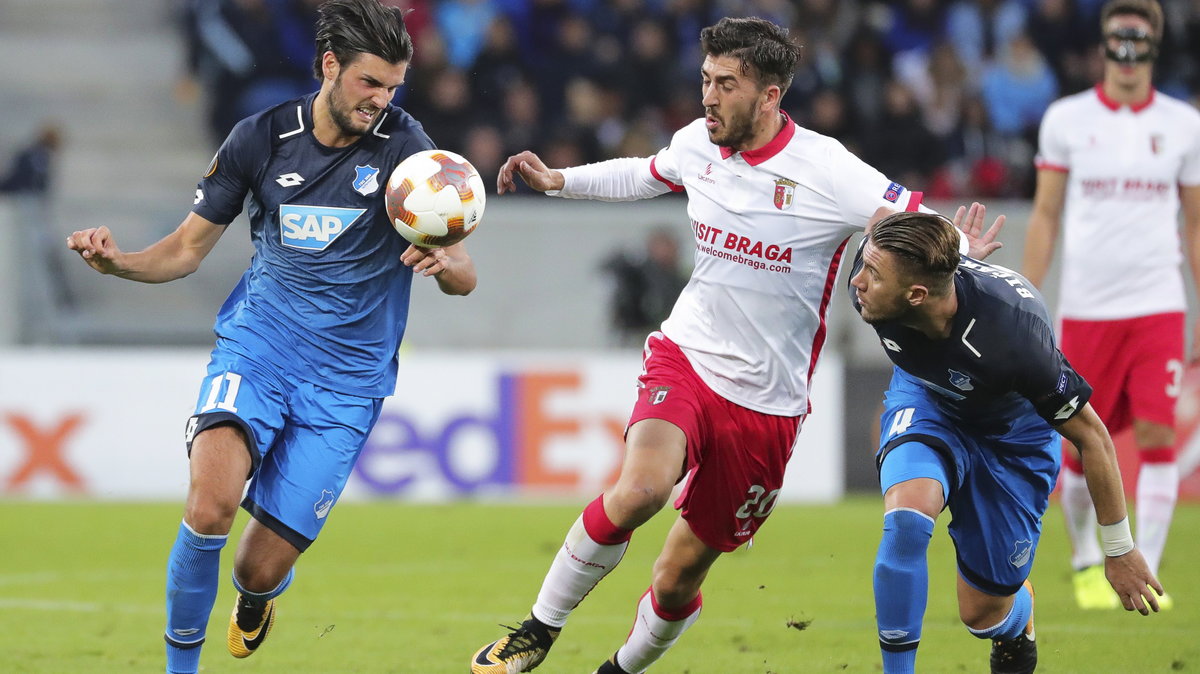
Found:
[279,204,366,251]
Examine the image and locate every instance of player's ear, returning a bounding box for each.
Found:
[907,285,929,306]
[321,51,340,82]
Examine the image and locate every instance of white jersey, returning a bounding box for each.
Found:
[1036,85,1200,320]
[554,115,923,415]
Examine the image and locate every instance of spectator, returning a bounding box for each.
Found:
[0,124,73,341]
[981,34,1060,139]
[945,0,1029,78]
[600,227,689,347]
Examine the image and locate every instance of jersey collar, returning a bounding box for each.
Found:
[1094,83,1155,113]
[719,111,795,165]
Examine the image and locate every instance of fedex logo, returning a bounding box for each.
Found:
[279,204,365,251]
[354,371,626,494]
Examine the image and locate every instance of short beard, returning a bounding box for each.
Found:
[708,106,756,149]
[326,75,365,139]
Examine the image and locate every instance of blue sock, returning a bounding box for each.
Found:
[968,583,1033,641]
[232,566,295,605]
[164,521,227,674]
[875,508,935,674]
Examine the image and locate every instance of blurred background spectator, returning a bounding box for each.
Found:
[174,0,1200,198]
[600,227,690,347]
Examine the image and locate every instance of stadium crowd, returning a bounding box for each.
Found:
[179,0,1200,198]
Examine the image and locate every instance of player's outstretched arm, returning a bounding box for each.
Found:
[400,242,476,296]
[951,201,1004,260]
[66,212,226,283]
[496,150,565,195]
[1056,404,1164,615]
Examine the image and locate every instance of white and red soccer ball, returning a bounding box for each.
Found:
[385,149,486,248]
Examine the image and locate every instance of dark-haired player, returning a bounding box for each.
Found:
[852,211,1162,674]
[1023,0,1200,610]
[472,17,999,674]
[67,1,475,672]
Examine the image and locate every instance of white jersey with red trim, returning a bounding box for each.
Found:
[554,115,923,415]
[1036,85,1200,319]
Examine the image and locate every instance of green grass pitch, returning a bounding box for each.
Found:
[0,498,1196,673]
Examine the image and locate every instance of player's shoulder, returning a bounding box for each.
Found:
[1151,90,1200,125]
[373,103,436,151]
[957,258,1051,325]
[1043,88,1101,122]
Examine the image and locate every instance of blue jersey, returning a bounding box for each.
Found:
[849,246,1093,435]
[192,93,434,397]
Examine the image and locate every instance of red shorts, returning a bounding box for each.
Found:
[1060,313,1184,433]
[628,333,804,552]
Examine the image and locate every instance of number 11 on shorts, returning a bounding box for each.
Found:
[199,372,243,413]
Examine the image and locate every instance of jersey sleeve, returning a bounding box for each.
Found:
[1012,316,1093,425]
[555,156,674,202]
[192,117,262,225]
[1034,102,1069,173]
[827,141,924,230]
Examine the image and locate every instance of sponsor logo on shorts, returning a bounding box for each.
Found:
[649,386,671,405]
[314,489,335,519]
[1009,539,1033,568]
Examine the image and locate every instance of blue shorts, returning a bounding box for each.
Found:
[185,346,383,551]
[876,368,1060,596]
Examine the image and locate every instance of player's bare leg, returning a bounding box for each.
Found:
[226,521,301,658]
[958,575,1036,674]
[595,517,719,674]
[472,419,686,673]
[165,425,252,673]
[1131,418,1177,608]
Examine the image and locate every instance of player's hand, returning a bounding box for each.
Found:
[952,202,1004,260]
[401,244,449,277]
[1104,548,1164,615]
[66,226,124,275]
[496,150,564,195]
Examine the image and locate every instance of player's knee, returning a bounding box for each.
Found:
[183,495,240,535]
[605,482,671,528]
[877,509,935,564]
[958,600,1008,632]
[1133,421,1175,450]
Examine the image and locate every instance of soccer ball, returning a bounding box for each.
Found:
[385,149,486,248]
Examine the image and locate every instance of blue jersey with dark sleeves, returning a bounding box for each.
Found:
[192,93,434,397]
[849,246,1093,434]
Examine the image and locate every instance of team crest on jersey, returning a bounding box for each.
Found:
[352,165,381,196]
[649,386,671,405]
[947,369,974,391]
[279,204,366,251]
[883,181,906,203]
[773,178,797,210]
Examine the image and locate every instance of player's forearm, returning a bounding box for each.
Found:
[109,239,205,283]
[433,252,476,296]
[554,157,670,202]
[1021,214,1058,288]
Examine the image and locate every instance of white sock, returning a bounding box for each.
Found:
[614,589,702,674]
[1060,465,1103,570]
[531,514,628,628]
[1136,461,1178,576]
